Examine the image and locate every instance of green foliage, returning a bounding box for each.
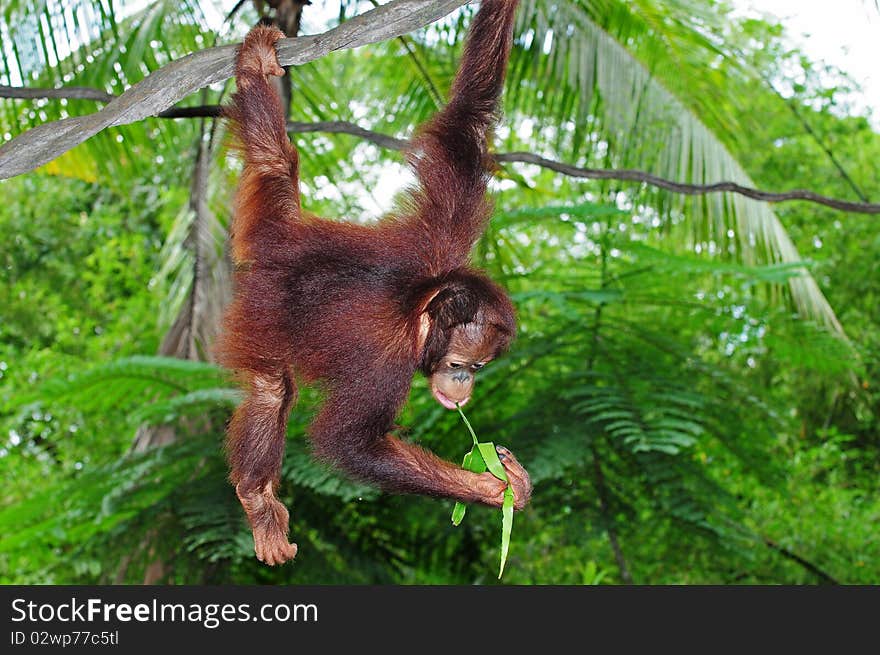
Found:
[449,406,515,578]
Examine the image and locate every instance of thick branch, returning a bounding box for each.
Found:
[3,93,879,215]
[0,0,469,179]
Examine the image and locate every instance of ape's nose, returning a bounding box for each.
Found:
[452,370,471,384]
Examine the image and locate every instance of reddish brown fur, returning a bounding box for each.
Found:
[218,1,529,566]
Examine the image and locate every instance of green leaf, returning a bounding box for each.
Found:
[477,442,509,482]
[499,485,515,579]
[451,447,487,526]
[451,501,467,526]
[452,406,516,577]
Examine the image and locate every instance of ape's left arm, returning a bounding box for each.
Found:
[308,371,530,511]
[408,0,519,265]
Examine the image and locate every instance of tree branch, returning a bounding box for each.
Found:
[4,87,880,216]
[287,119,408,151]
[0,0,470,180]
[0,84,115,103]
[494,152,880,215]
[290,123,880,214]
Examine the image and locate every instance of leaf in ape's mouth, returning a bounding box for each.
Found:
[431,386,467,410]
[451,404,515,579]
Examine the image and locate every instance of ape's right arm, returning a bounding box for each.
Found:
[409,0,519,254]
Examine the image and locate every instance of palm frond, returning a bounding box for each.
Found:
[507,0,842,331]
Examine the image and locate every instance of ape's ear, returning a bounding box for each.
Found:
[418,288,442,315]
[419,318,451,375]
[414,287,440,350]
[417,310,432,354]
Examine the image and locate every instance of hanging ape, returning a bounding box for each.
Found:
[219,0,531,565]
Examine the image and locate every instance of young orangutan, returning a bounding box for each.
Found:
[219,0,530,565]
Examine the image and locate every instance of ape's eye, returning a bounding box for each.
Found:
[448,362,463,369]
[472,362,485,370]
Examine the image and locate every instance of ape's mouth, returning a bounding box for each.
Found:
[431,386,469,410]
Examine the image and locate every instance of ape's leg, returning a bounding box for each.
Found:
[225,25,302,265]
[226,370,298,565]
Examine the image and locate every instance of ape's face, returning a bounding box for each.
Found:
[428,322,502,410]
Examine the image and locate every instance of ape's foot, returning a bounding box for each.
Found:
[236,25,285,84]
[253,524,298,566]
[236,482,298,566]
